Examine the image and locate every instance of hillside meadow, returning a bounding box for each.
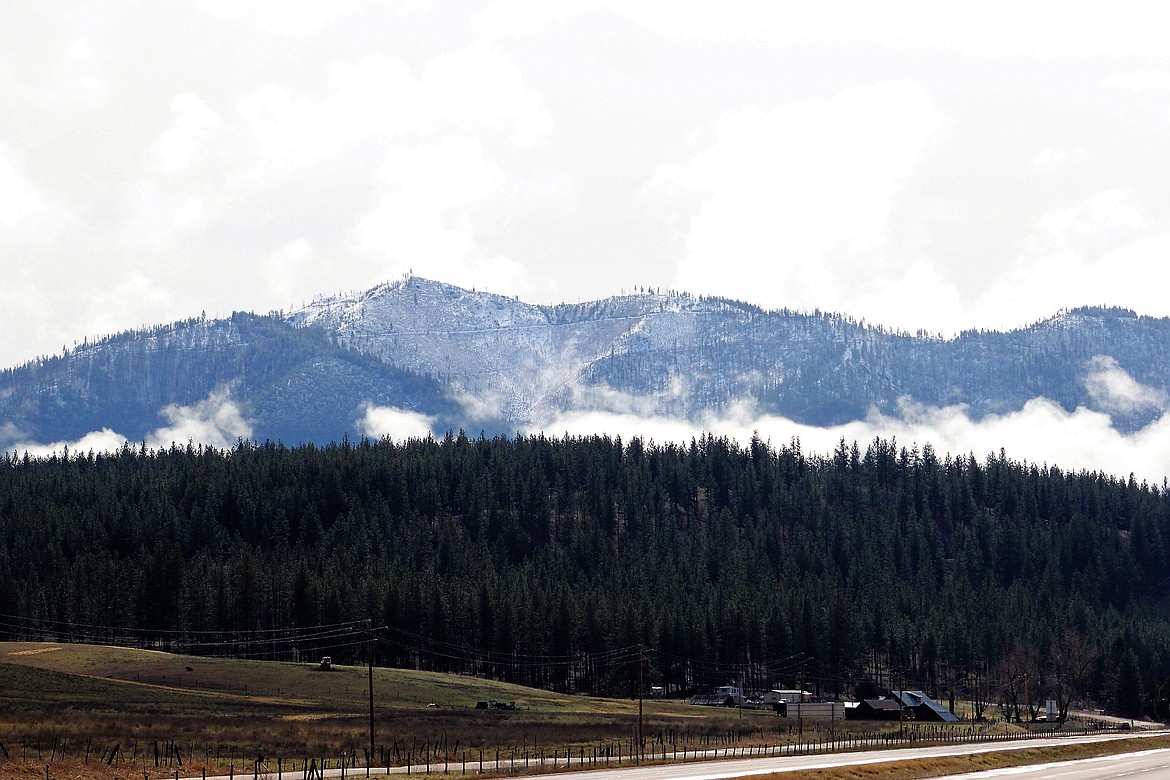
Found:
[0,641,800,777]
[1,642,1164,780]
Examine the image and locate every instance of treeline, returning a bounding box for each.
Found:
[1,434,1168,718]
[0,312,461,446]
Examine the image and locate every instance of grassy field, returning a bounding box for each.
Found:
[0,641,797,778]
[0,641,1152,780]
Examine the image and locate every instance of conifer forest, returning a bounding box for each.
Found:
[1,433,1166,720]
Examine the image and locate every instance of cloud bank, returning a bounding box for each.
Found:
[6,365,1168,486]
[6,388,252,458]
[529,358,1170,484]
[12,392,1168,485]
[357,403,436,441]
[530,396,1170,485]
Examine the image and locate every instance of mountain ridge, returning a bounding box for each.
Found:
[2,276,1167,449]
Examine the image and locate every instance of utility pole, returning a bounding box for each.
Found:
[1024,673,1030,723]
[898,669,904,739]
[738,660,743,719]
[637,645,644,763]
[367,619,375,776]
[799,658,806,736]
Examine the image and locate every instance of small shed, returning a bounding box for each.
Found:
[781,701,844,720]
[847,698,903,721]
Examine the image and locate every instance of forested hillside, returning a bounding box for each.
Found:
[0,312,463,445]
[291,278,1170,432]
[1,434,1167,719]
[4,277,1169,449]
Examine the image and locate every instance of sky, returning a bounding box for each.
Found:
[4,1,1170,478]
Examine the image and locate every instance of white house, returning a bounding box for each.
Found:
[763,689,812,704]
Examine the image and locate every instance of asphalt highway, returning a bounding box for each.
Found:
[935,747,1170,778]
[186,730,1169,780]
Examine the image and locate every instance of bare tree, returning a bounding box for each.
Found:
[967,660,991,721]
[1050,629,1099,722]
[996,644,1041,722]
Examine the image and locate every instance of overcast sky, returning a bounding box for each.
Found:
[5,1,1170,477]
[5,0,1170,368]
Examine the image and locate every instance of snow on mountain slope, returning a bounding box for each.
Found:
[5,276,1169,452]
[287,276,731,421]
[286,278,1170,435]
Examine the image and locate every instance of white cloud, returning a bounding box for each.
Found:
[968,191,1166,332]
[1105,69,1170,91]
[652,81,943,315]
[850,261,965,337]
[1084,355,1167,416]
[352,136,532,297]
[232,48,551,181]
[476,0,1170,61]
[530,393,1170,484]
[153,94,224,174]
[553,377,695,420]
[450,388,504,423]
[1032,190,1146,250]
[0,140,48,235]
[1092,235,1170,316]
[11,379,1168,483]
[529,407,698,446]
[261,238,319,308]
[193,0,361,37]
[232,57,412,172]
[8,428,129,460]
[57,36,109,105]
[357,403,435,441]
[474,0,594,39]
[857,398,1170,484]
[419,47,554,145]
[1029,147,1091,173]
[146,388,253,449]
[533,349,1170,483]
[5,388,253,457]
[77,274,177,346]
[616,2,1170,59]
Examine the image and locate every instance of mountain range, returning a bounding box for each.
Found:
[2,275,1168,449]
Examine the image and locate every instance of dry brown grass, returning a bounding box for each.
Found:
[1,642,1157,780]
[0,641,796,777]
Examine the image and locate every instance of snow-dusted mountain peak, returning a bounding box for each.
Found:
[5,277,1169,450]
[283,277,743,422]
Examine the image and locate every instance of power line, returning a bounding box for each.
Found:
[0,611,363,637]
